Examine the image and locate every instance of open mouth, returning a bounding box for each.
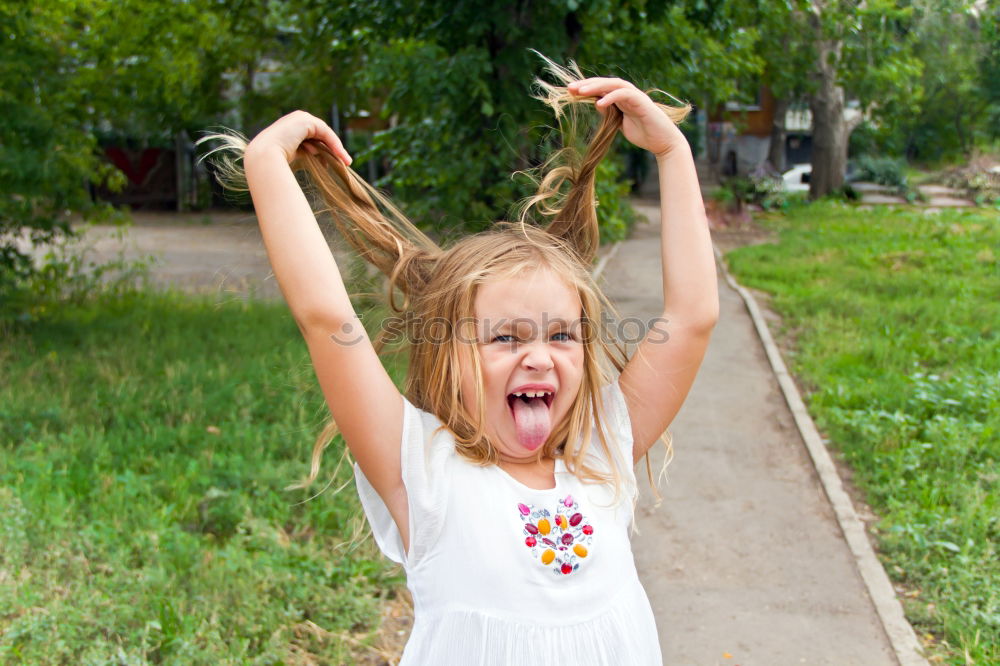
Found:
[506,389,555,451]
[506,390,555,410]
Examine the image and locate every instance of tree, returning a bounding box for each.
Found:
[805,1,864,196]
[1,0,763,320]
[0,0,270,321]
[805,1,927,196]
[747,2,814,173]
[983,1,1000,139]
[0,2,122,316]
[744,0,923,197]
[293,0,761,235]
[832,0,995,163]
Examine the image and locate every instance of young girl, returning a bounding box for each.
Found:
[207,60,717,664]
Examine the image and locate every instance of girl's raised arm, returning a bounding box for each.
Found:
[242,111,408,544]
[567,79,719,463]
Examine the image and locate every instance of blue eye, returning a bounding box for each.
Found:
[492,334,515,343]
[551,332,572,342]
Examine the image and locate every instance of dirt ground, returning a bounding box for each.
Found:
[19,210,354,302]
[42,204,770,300]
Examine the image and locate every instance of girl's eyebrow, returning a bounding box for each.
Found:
[482,321,513,334]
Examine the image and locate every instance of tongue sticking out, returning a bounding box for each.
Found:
[511,396,552,451]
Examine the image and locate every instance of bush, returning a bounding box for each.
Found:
[594,154,638,244]
[716,163,787,212]
[848,120,887,158]
[942,157,1000,205]
[749,168,788,211]
[1,220,153,332]
[851,155,908,191]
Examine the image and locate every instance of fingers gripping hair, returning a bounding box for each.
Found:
[198,130,441,311]
[519,55,691,266]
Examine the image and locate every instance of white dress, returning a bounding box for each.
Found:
[354,381,662,665]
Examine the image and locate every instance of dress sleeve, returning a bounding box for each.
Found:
[353,396,453,566]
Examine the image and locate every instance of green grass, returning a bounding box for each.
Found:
[1,289,405,663]
[726,201,999,664]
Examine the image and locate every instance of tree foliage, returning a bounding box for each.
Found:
[0,0,261,322]
[750,0,997,194]
[746,0,925,196]
[297,0,760,234]
[1,2,122,306]
[5,0,1000,317]
[983,2,1000,138]
[853,0,994,161]
[1,0,761,317]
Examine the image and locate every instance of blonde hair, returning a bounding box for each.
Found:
[202,57,689,500]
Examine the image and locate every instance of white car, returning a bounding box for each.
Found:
[782,164,811,192]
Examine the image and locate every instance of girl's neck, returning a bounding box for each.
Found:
[497,455,557,490]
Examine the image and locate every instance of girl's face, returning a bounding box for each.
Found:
[459,268,586,461]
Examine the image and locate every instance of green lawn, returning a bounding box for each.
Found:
[725,201,998,665]
[1,290,404,663]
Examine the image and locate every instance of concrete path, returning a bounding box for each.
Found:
[601,202,901,665]
[854,182,973,207]
[43,211,355,301]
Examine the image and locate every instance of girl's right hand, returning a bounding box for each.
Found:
[245,110,353,166]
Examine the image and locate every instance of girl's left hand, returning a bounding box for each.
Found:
[567,78,687,159]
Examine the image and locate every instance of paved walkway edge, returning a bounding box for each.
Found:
[712,244,929,666]
[591,241,621,282]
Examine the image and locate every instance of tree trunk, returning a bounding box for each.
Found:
[768,97,790,172]
[808,37,849,198]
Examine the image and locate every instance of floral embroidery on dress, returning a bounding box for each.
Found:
[517,495,595,575]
